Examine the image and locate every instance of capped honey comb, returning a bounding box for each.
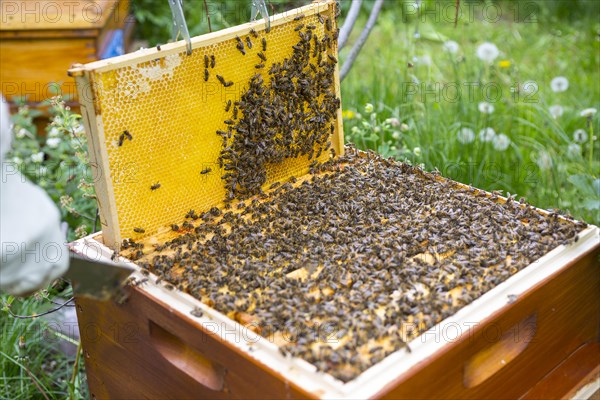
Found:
[70,1,342,246]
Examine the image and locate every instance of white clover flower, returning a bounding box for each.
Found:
[443,40,459,54]
[573,129,588,143]
[46,137,61,148]
[351,126,360,134]
[549,105,564,118]
[522,80,538,94]
[16,128,28,139]
[355,113,363,120]
[478,101,495,114]
[364,103,374,113]
[400,123,409,132]
[536,151,553,170]
[492,133,511,151]
[73,123,84,134]
[48,127,61,137]
[457,127,475,144]
[386,117,400,127]
[413,147,422,156]
[12,156,23,164]
[567,143,581,158]
[374,126,381,133]
[392,131,401,140]
[39,166,48,177]
[476,42,500,63]
[31,151,44,163]
[580,108,597,118]
[479,127,496,142]
[550,76,569,92]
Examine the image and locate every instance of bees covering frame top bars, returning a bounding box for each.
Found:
[69,0,343,247]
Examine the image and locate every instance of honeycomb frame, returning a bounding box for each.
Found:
[69,0,343,247]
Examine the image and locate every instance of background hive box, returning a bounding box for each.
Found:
[0,0,132,113]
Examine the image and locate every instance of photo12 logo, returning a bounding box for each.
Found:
[400,0,539,24]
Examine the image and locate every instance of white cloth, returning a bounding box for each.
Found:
[0,98,69,295]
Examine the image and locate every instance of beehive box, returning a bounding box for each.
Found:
[69,1,600,398]
[0,0,132,110]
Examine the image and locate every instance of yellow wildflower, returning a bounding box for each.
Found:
[499,60,511,68]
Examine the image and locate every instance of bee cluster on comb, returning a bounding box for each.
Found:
[218,13,340,201]
[123,146,586,382]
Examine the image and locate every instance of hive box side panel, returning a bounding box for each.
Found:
[75,287,320,399]
[373,245,600,399]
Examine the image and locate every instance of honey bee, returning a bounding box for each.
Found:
[204,68,209,82]
[249,28,258,38]
[204,54,209,68]
[294,23,304,31]
[210,55,216,68]
[200,167,212,174]
[118,130,133,146]
[262,38,267,52]
[133,227,145,233]
[257,52,266,62]
[293,14,305,21]
[245,36,253,49]
[225,100,232,112]
[255,63,264,69]
[171,224,179,231]
[150,182,161,190]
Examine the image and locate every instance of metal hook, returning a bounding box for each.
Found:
[251,0,270,32]
[168,0,192,55]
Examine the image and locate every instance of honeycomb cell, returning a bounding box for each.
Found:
[80,2,341,244]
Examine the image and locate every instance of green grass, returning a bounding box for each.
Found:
[0,290,88,400]
[340,0,599,224]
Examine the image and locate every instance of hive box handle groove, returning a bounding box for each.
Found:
[464,313,537,388]
[149,320,225,391]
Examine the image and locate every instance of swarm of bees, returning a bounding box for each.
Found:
[218,13,340,201]
[122,144,586,382]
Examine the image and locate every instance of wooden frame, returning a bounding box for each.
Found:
[69,0,344,247]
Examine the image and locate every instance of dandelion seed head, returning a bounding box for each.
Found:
[478,101,495,114]
[549,105,564,118]
[457,127,475,144]
[573,129,588,143]
[492,133,511,151]
[476,42,500,63]
[580,108,597,118]
[443,40,459,54]
[550,76,569,92]
[536,151,553,170]
[479,127,496,142]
